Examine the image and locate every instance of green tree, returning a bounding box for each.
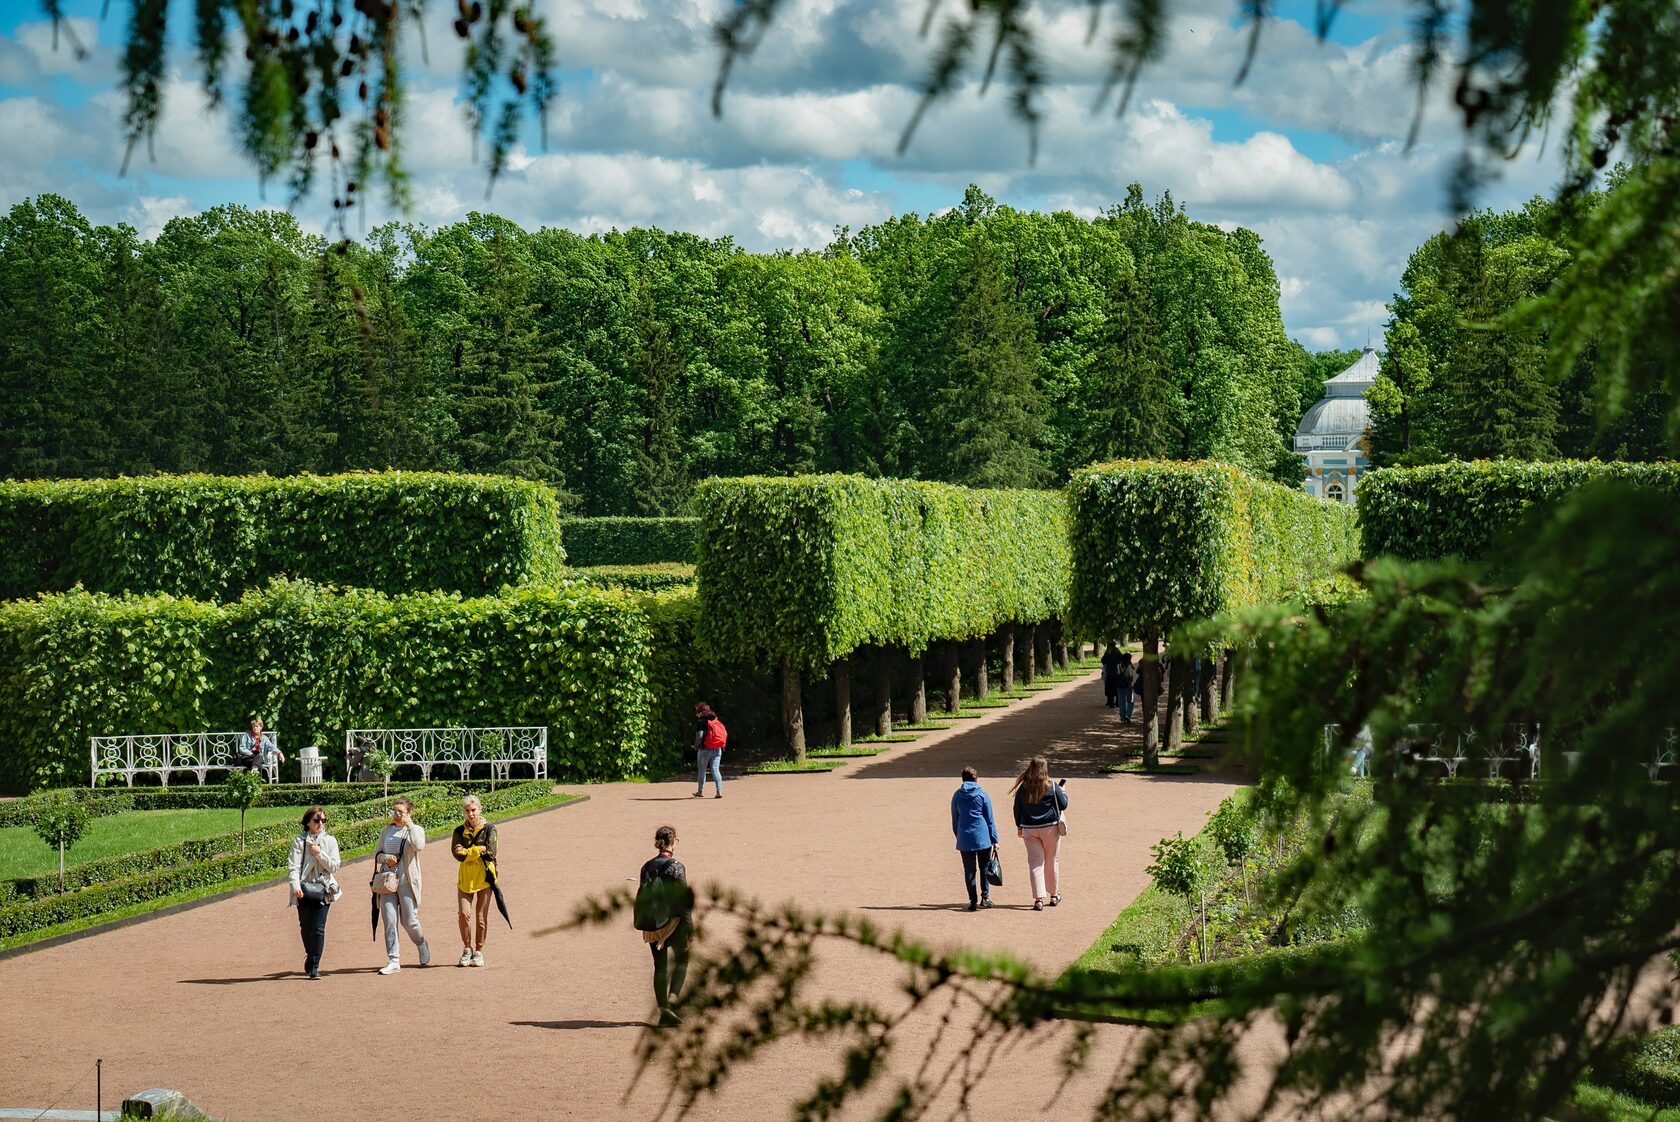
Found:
[33,793,91,892]
[223,770,264,851]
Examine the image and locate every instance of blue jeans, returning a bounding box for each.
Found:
[1119,688,1136,720]
[697,748,722,794]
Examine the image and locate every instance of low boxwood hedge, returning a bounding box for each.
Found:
[0,783,454,829]
[1597,1027,1680,1108]
[570,563,696,592]
[0,471,567,601]
[0,780,554,942]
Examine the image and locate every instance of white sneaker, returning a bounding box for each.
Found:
[471,951,484,968]
[458,949,472,967]
[418,939,431,967]
[378,961,401,975]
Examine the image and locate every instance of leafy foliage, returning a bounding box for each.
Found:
[1067,460,1358,639]
[695,474,1069,668]
[560,517,698,566]
[568,564,696,593]
[0,579,650,794]
[1598,1028,1680,1109]
[0,471,566,600]
[1146,830,1216,961]
[1358,460,1680,562]
[30,793,89,893]
[222,770,264,850]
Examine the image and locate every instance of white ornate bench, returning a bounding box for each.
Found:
[345,726,548,783]
[90,732,279,787]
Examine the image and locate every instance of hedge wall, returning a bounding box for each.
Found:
[561,517,697,567]
[0,782,425,829]
[0,780,555,941]
[0,472,566,600]
[694,475,1070,667]
[1358,460,1680,562]
[0,579,650,794]
[1067,460,1359,637]
[570,563,697,592]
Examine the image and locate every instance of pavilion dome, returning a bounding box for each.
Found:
[1295,347,1379,452]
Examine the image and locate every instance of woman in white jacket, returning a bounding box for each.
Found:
[287,806,342,980]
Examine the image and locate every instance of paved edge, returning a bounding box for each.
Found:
[0,794,591,963]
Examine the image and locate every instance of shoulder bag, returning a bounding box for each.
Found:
[297,834,329,904]
[370,836,405,895]
[1054,787,1069,837]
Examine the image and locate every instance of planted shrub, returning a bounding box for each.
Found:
[1146,830,1216,962]
[0,579,651,793]
[223,771,264,850]
[561,517,698,566]
[569,563,697,592]
[0,471,567,600]
[31,793,90,892]
[1597,1026,1680,1107]
[1359,459,1680,562]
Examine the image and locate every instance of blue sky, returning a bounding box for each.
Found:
[0,0,1564,349]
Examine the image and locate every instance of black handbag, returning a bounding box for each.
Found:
[983,846,1003,887]
[300,880,328,904]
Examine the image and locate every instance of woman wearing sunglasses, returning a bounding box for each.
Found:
[287,807,342,979]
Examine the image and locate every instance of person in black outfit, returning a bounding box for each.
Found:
[1100,643,1122,707]
[635,825,694,1027]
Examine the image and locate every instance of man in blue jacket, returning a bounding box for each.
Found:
[951,766,1000,911]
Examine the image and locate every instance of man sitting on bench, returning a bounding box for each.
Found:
[238,716,284,775]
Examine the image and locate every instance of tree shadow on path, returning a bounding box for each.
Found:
[511,1019,648,1030]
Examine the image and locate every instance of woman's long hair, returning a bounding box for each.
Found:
[1010,756,1050,802]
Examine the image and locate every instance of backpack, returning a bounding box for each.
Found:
[633,856,694,931]
[702,716,727,750]
[1118,663,1138,688]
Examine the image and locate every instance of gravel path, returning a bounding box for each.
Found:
[0,671,1247,1121]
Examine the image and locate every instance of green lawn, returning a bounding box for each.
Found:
[0,806,315,880]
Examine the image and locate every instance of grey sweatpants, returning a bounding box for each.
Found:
[380,885,425,961]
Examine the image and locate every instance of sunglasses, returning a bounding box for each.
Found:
[308,816,326,824]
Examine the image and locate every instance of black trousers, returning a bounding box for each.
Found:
[960,849,993,904]
[296,898,330,974]
[650,918,690,1011]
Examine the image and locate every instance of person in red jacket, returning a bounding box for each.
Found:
[693,702,727,799]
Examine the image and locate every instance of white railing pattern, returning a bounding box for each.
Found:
[90,732,279,787]
[345,726,547,783]
[1324,724,1680,782]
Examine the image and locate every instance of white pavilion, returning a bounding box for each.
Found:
[1295,347,1378,503]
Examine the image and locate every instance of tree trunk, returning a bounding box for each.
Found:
[908,654,928,725]
[874,647,893,737]
[1052,619,1069,670]
[1142,631,1161,768]
[1166,655,1185,752]
[1001,627,1016,693]
[1200,653,1218,724]
[834,656,852,748]
[58,840,65,892]
[1036,624,1052,677]
[945,643,962,715]
[1183,657,1201,739]
[781,657,806,760]
[1022,624,1037,685]
[973,638,989,699]
[1220,649,1235,710]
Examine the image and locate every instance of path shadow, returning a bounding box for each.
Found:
[179,971,296,985]
[857,903,969,912]
[511,1019,647,1031]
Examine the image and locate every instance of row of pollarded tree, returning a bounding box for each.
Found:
[696,466,1359,763]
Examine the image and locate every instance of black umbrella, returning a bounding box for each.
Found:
[486,862,512,929]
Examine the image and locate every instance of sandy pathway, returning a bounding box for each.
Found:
[0,671,1245,1121]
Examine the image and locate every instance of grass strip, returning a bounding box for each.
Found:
[0,791,583,955]
[899,721,956,731]
[961,700,1014,710]
[745,758,840,774]
[1121,749,1219,761]
[809,746,888,758]
[1105,762,1202,776]
[855,733,923,744]
[1570,1081,1680,1122]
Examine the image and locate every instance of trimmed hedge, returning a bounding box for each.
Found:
[570,563,697,592]
[0,579,650,794]
[1067,460,1358,638]
[561,517,697,566]
[0,472,566,600]
[1358,460,1680,562]
[0,782,421,829]
[695,475,1069,667]
[1598,1027,1680,1108]
[0,780,555,941]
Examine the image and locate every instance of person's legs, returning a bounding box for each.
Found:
[380,893,401,962]
[457,890,475,952]
[665,920,690,1001]
[398,885,426,948]
[1040,828,1062,899]
[961,849,981,906]
[1023,831,1047,901]
[695,749,706,794]
[708,750,724,795]
[473,888,492,951]
[305,901,329,975]
[1120,688,1135,721]
[296,899,315,972]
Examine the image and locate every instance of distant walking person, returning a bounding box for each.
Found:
[951,767,999,911]
[634,825,694,1027]
[451,794,498,967]
[693,703,727,799]
[238,716,284,775]
[1100,643,1122,707]
[1011,756,1069,912]
[287,806,341,979]
[373,797,430,974]
[1116,653,1138,723]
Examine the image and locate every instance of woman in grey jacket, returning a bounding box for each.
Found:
[287,806,342,979]
[374,797,430,975]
